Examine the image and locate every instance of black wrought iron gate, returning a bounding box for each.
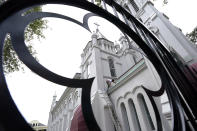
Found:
[0,0,196,131]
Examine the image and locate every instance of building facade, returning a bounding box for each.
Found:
[47,0,197,131]
[29,120,47,131]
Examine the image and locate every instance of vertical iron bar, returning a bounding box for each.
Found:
[145,30,197,130]
[102,0,107,11]
[112,6,119,18]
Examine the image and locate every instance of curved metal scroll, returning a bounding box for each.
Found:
[0,0,196,131]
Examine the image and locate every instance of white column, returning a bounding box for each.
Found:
[59,119,63,131]
[63,114,68,131]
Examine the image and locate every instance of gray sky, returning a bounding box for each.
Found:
[5,0,197,125]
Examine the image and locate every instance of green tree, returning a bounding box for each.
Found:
[0,1,47,73]
[186,26,197,46]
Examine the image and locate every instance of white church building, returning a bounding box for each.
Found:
[47,0,197,131]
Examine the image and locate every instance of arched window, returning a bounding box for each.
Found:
[128,99,141,131]
[138,94,155,130]
[85,63,91,78]
[130,0,139,12]
[63,115,68,131]
[108,58,116,77]
[59,119,63,131]
[87,64,91,77]
[73,91,78,106]
[120,103,130,131]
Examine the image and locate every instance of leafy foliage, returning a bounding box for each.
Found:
[186,26,197,45]
[0,1,47,73]
[24,7,47,42]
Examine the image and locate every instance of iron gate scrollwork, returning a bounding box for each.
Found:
[0,0,196,131]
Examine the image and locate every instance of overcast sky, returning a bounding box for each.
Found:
[5,0,197,125]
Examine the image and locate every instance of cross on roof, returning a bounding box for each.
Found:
[94,22,100,30]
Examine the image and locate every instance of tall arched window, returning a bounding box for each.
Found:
[73,91,78,106]
[130,0,139,12]
[85,63,91,78]
[108,58,116,77]
[137,94,155,130]
[128,99,141,131]
[120,103,130,131]
[87,64,91,77]
[59,119,63,131]
[63,115,68,131]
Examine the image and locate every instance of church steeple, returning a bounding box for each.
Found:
[91,23,107,41]
[94,22,100,34]
[51,92,57,110]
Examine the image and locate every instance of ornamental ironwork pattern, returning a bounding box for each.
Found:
[0,0,196,131]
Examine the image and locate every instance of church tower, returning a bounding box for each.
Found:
[80,27,140,96]
[117,0,197,65]
[80,27,145,131]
